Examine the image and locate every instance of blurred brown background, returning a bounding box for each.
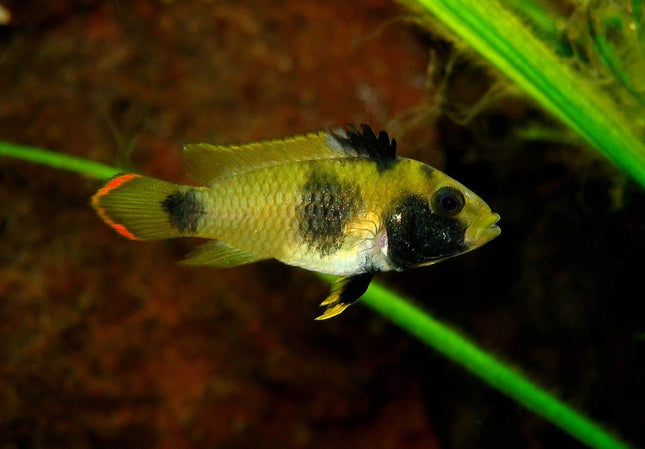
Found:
[1,1,644,448]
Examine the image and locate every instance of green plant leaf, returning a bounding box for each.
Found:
[400,0,645,190]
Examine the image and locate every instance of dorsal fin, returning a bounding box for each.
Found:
[182,131,341,185]
[181,125,397,185]
[329,124,397,159]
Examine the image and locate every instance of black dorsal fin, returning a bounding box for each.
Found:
[330,124,397,159]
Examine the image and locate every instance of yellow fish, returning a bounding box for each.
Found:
[92,125,500,319]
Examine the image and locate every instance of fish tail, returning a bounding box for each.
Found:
[92,174,197,240]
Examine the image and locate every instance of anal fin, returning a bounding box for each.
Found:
[315,272,374,320]
[179,240,266,268]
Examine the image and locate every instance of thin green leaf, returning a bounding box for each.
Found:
[0,141,121,180]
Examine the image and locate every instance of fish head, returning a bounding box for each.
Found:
[382,165,500,270]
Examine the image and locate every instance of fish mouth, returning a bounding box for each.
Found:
[465,213,501,247]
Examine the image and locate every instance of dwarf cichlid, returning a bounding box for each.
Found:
[92,125,500,319]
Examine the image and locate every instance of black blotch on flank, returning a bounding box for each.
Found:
[298,170,361,256]
[331,124,398,172]
[373,157,401,173]
[385,194,467,270]
[419,164,435,179]
[161,189,205,233]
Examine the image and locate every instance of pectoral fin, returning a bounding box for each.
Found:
[315,272,374,320]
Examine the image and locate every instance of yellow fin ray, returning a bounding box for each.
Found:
[91,174,185,241]
[315,273,374,320]
[179,240,266,268]
[316,303,352,320]
[182,131,347,185]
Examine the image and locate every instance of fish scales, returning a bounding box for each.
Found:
[197,158,405,275]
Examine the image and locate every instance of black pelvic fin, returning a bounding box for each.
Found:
[315,272,375,320]
[331,124,397,160]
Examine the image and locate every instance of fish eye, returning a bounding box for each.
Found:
[432,186,465,217]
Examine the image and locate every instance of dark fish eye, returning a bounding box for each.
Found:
[432,186,465,217]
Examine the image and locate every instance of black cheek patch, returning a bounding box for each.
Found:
[161,189,205,233]
[386,194,466,270]
[297,170,361,256]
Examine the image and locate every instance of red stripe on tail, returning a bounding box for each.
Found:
[94,173,141,198]
[92,174,142,240]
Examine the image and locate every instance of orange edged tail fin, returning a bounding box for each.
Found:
[92,174,198,240]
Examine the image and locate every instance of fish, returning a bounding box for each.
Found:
[92,125,500,319]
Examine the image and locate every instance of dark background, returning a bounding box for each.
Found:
[1,1,644,448]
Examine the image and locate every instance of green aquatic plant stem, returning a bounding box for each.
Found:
[0,142,121,179]
[1,143,632,448]
[361,281,631,449]
[503,0,562,45]
[400,0,645,190]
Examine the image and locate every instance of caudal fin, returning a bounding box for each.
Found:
[91,174,204,240]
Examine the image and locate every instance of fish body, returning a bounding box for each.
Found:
[92,125,500,319]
